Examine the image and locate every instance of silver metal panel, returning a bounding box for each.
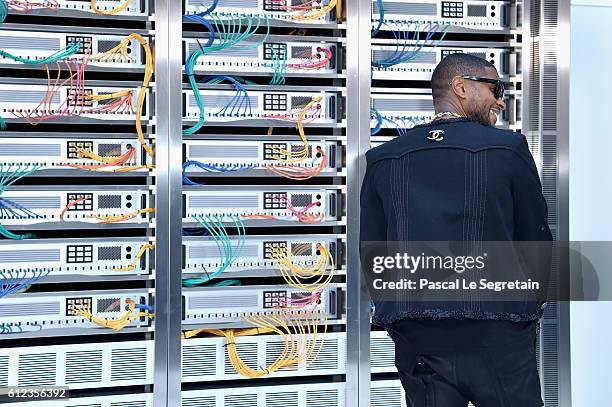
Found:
[0,36,60,50]
[0,143,61,156]
[346,0,372,404]
[154,0,184,407]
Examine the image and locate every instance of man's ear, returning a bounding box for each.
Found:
[450,76,468,100]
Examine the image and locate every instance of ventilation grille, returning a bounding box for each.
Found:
[371,336,395,368]
[189,195,258,209]
[307,339,338,370]
[542,322,559,407]
[307,389,338,406]
[182,396,216,407]
[291,242,312,256]
[182,344,216,378]
[371,386,403,407]
[189,244,258,259]
[290,194,312,208]
[189,294,258,309]
[467,4,487,17]
[98,195,122,209]
[291,46,312,58]
[97,40,122,53]
[0,249,60,263]
[189,95,258,110]
[373,1,436,16]
[373,98,434,112]
[0,36,60,50]
[266,391,299,407]
[0,356,8,386]
[98,144,123,157]
[18,353,56,386]
[189,145,258,159]
[111,348,147,381]
[0,143,61,156]
[98,246,122,261]
[6,196,61,209]
[0,90,60,104]
[110,402,146,407]
[373,50,435,64]
[189,0,257,8]
[97,298,121,313]
[0,302,60,317]
[224,394,257,407]
[266,342,298,372]
[66,350,103,384]
[191,43,258,57]
[225,343,258,375]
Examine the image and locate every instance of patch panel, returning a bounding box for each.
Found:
[182,284,343,324]
[0,237,152,277]
[0,84,149,122]
[371,93,513,129]
[183,234,344,277]
[0,290,152,333]
[183,186,344,223]
[7,393,153,407]
[0,187,152,226]
[372,45,513,80]
[182,331,346,382]
[184,39,337,74]
[0,340,153,389]
[183,139,341,174]
[0,31,147,68]
[0,137,151,172]
[184,0,334,23]
[372,0,509,31]
[183,89,339,124]
[182,382,345,407]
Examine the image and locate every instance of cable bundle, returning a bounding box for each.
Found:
[288,47,333,70]
[265,146,327,180]
[72,298,154,331]
[5,0,58,12]
[0,163,41,240]
[183,215,246,287]
[205,76,254,118]
[59,195,154,223]
[0,268,50,298]
[271,243,334,292]
[372,22,450,69]
[288,0,338,21]
[371,108,429,136]
[242,194,323,223]
[64,145,154,172]
[183,310,328,378]
[112,243,155,272]
[90,0,131,15]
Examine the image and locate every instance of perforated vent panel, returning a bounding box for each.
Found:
[111,348,147,381]
[266,391,299,407]
[307,389,339,406]
[66,350,103,384]
[18,353,56,386]
[0,355,8,386]
[98,246,122,261]
[182,396,216,407]
[182,344,216,378]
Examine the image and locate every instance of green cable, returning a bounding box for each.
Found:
[208,279,241,287]
[0,164,40,240]
[0,42,81,65]
[0,1,7,25]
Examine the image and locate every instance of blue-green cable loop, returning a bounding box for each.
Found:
[0,0,7,24]
[0,164,40,240]
[371,0,384,37]
[0,42,81,65]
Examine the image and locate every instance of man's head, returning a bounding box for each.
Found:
[431,53,506,126]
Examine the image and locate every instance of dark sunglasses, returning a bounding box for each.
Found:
[459,76,506,100]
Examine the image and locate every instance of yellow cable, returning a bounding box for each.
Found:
[91,0,131,15]
[73,298,153,331]
[112,243,155,272]
[270,243,334,292]
[92,34,155,158]
[291,0,337,21]
[87,90,132,102]
[89,207,155,224]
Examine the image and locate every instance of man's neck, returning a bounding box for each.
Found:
[434,101,467,118]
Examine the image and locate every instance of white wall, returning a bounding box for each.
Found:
[569,0,612,405]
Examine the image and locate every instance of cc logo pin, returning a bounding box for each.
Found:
[427,130,445,142]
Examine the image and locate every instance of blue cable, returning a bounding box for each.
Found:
[184,14,216,48]
[372,0,384,37]
[134,304,155,313]
[371,108,383,135]
[188,0,218,17]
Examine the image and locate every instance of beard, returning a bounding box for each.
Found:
[468,105,494,127]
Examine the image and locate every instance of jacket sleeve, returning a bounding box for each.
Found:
[512,137,553,242]
[360,158,387,243]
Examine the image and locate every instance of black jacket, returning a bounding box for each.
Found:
[360,118,553,326]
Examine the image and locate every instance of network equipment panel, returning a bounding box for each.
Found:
[0,289,152,334]
[0,340,153,389]
[7,393,153,407]
[183,234,344,277]
[0,84,149,122]
[48,0,148,16]
[372,45,513,80]
[183,0,336,23]
[0,137,151,172]
[183,139,342,175]
[182,331,346,382]
[183,186,344,223]
[182,284,343,324]
[372,0,510,30]
[182,382,346,406]
[183,89,340,124]
[371,93,513,129]
[184,39,338,75]
[0,237,152,278]
[0,31,147,68]
[0,187,152,225]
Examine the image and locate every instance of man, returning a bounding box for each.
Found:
[360,53,552,406]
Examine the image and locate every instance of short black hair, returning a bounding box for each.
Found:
[431,53,496,99]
